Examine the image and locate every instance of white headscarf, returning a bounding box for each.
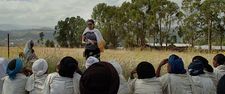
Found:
[24,40,34,59]
[110,60,130,94]
[85,56,99,69]
[32,59,48,76]
[25,59,48,92]
[0,57,8,79]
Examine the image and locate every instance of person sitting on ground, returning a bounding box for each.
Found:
[129,61,162,94]
[43,56,81,94]
[217,74,225,94]
[110,60,130,94]
[156,54,197,94]
[25,59,48,94]
[2,58,28,94]
[212,54,225,83]
[85,56,99,69]
[192,56,216,86]
[0,57,8,94]
[188,59,216,94]
[80,62,119,94]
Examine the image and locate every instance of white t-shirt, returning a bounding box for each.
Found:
[191,74,216,94]
[25,74,48,94]
[43,72,80,94]
[160,73,197,94]
[2,73,28,94]
[128,77,163,94]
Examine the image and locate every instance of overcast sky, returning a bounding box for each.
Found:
[0,0,182,27]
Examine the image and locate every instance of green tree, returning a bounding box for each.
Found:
[54,16,86,48]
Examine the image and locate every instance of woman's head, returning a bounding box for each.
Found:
[58,56,78,78]
[167,54,186,74]
[80,62,119,94]
[192,56,213,73]
[213,54,225,67]
[87,19,95,30]
[7,58,23,80]
[188,60,204,76]
[136,61,156,79]
[32,59,48,76]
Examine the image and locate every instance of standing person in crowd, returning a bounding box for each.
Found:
[82,19,105,60]
[2,58,28,94]
[156,54,197,94]
[26,59,48,94]
[80,62,119,94]
[217,74,225,94]
[212,54,225,82]
[188,59,216,94]
[43,56,81,94]
[110,60,130,94]
[0,58,8,94]
[24,40,38,67]
[129,61,162,94]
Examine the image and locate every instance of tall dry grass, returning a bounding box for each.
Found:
[0,46,224,78]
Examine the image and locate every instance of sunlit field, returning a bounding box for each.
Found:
[0,46,224,78]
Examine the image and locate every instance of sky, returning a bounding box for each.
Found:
[0,0,182,27]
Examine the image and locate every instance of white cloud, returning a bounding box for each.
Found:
[0,0,181,27]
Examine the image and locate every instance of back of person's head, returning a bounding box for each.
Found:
[58,56,78,78]
[80,62,119,94]
[188,60,205,76]
[7,58,23,80]
[217,75,225,94]
[109,60,123,75]
[136,61,156,79]
[32,59,48,76]
[168,54,186,74]
[192,56,213,73]
[213,54,225,67]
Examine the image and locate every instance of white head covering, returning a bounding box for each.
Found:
[85,56,99,69]
[32,59,48,76]
[24,40,34,58]
[0,58,8,78]
[109,60,130,94]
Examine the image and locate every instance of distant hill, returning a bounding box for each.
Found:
[0,24,55,45]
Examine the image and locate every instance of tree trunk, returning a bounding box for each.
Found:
[208,20,212,51]
[159,18,162,47]
[220,35,224,50]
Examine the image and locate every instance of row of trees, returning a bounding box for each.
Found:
[54,0,225,50]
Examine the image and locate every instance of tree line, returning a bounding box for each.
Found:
[53,0,225,50]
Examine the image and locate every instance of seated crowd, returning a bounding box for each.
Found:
[0,53,225,94]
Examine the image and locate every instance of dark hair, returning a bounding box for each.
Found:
[214,54,225,65]
[217,75,225,94]
[87,19,95,24]
[136,61,156,79]
[58,56,78,78]
[188,60,205,76]
[80,62,119,94]
[8,59,16,70]
[192,56,213,72]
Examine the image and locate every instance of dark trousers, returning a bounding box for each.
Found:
[84,48,100,60]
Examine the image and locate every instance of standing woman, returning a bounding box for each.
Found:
[23,40,38,67]
[82,19,105,60]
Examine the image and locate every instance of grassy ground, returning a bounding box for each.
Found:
[0,46,224,78]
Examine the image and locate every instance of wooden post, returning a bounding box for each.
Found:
[8,33,9,58]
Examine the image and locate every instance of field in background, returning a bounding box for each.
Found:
[0,47,224,78]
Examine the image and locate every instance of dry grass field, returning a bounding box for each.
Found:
[0,46,224,78]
